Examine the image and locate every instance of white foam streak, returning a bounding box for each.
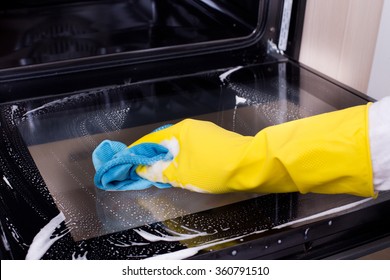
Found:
[23,93,91,116]
[25,212,67,260]
[2,176,13,189]
[273,198,373,229]
[134,228,210,242]
[219,66,243,83]
[144,198,373,259]
[146,229,267,260]
[107,239,149,247]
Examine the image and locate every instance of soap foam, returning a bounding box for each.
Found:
[144,197,373,259]
[137,137,214,193]
[219,66,243,83]
[134,227,211,242]
[273,197,372,229]
[25,212,67,260]
[136,137,179,183]
[170,182,211,193]
[72,251,88,260]
[146,229,267,259]
[2,176,13,190]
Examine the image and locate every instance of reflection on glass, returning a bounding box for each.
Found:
[0,0,261,68]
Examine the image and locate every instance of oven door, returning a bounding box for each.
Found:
[1,0,390,260]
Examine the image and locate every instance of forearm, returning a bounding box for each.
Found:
[239,104,374,197]
[93,98,389,197]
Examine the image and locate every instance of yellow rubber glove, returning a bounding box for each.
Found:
[131,104,375,197]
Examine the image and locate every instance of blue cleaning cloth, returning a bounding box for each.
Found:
[92,134,173,191]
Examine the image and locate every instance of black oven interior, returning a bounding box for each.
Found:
[0,0,261,69]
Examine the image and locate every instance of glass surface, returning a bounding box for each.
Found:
[0,0,261,69]
[12,62,354,242]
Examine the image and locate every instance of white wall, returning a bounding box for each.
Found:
[300,0,383,93]
[367,0,390,100]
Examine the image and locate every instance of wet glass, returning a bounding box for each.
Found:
[11,62,369,242]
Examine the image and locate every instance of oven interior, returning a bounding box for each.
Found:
[1,0,390,260]
[0,0,261,70]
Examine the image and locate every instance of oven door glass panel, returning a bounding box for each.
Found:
[0,0,262,69]
[8,62,369,243]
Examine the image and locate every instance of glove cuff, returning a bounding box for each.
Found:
[369,97,390,191]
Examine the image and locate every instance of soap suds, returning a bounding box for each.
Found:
[146,229,267,259]
[134,227,211,242]
[219,66,243,83]
[22,92,92,117]
[173,183,211,193]
[2,176,13,190]
[72,251,88,260]
[0,223,10,252]
[147,197,372,259]
[25,212,68,260]
[160,138,180,158]
[107,238,149,247]
[150,196,370,260]
[9,105,19,124]
[273,198,372,230]
[136,138,179,183]
[136,137,210,193]
[235,95,247,105]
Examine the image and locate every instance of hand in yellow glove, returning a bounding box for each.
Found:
[130,104,375,197]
